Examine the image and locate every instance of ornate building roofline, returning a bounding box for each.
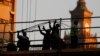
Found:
[70,0,93,14]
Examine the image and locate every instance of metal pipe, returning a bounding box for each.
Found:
[0,16,100,24]
[0,26,100,33]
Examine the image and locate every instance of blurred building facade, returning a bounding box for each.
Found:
[0,0,16,43]
[64,0,97,48]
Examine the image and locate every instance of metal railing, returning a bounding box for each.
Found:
[0,17,100,52]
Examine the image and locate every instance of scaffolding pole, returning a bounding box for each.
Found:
[2,23,6,51]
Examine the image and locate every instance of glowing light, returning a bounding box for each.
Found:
[85,23,89,32]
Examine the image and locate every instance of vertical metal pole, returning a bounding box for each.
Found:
[21,0,23,29]
[29,0,31,39]
[10,0,15,44]
[60,18,62,38]
[9,31,13,43]
[34,0,37,44]
[26,0,28,28]
[2,23,6,51]
[35,0,37,21]
[58,18,62,56]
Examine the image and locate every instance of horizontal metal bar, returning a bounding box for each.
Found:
[0,16,100,24]
[0,26,100,33]
[1,42,100,48]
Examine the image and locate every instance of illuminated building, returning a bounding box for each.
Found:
[64,0,97,48]
[0,0,16,43]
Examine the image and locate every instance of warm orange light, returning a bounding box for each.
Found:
[85,23,89,32]
[0,0,16,42]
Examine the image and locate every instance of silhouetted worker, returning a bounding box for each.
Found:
[70,21,78,48]
[7,31,17,51]
[49,20,61,49]
[49,20,67,49]
[7,43,17,51]
[22,30,30,50]
[49,20,60,38]
[22,30,29,40]
[38,25,51,50]
[17,30,30,51]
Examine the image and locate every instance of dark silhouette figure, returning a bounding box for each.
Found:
[49,20,60,38]
[7,32,17,51]
[49,20,67,49]
[38,25,51,50]
[49,20,60,49]
[17,30,30,51]
[22,30,30,50]
[70,21,78,48]
[22,30,29,40]
[7,43,17,51]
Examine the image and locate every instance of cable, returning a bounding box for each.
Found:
[25,21,49,31]
[21,0,24,29]
[34,0,36,43]
[61,23,71,27]
[35,0,37,20]
[29,0,31,38]
[0,16,100,24]
[0,17,100,33]
[0,26,100,33]
[26,0,28,28]
[34,0,37,43]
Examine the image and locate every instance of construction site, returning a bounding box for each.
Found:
[0,0,100,56]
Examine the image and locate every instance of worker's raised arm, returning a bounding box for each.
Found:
[38,25,45,35]
[53,20,56,28]
[49,21,52,29]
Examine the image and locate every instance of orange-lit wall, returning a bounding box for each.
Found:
[83,11,92,37]
[0,0,16,42]
[83,11,97,48]
[70,0,97,48]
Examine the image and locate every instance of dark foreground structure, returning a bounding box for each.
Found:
[1,48,100,56]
